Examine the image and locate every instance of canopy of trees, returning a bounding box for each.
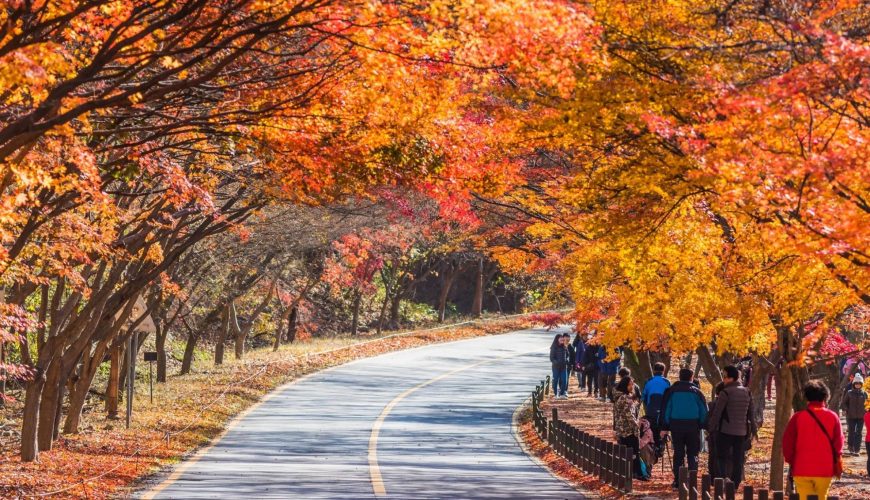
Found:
[1,0,867,490]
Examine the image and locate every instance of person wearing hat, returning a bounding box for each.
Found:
[841,373,868,455]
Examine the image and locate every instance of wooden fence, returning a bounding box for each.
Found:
[530,376,633,494]
[675,466,840,500]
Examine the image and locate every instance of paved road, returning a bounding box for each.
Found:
[143,329,586,499]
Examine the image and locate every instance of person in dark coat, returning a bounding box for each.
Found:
[572,333,586,388]
[708,365,757,488]
[841,373,867,455]
[549,334,570,399]
[563,333,576,388]
[581,339,599,396]
[660,368,707,489]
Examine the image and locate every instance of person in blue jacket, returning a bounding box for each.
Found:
[597,346,621,402]
[643,362,671,456]
[660,368,708,489]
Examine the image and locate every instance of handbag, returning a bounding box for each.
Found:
[806,409,844,478]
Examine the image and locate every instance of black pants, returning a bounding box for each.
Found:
[671,430,701,482]
[847,418,864,452]
[650,421,663,457]
[715,432,746,487]
[584,367,598,395]
[618,434,643,478]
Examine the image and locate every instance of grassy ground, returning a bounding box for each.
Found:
[0,315,536,499]
[526,382,870,499]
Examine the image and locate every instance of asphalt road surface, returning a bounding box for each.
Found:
[143,328,587,499]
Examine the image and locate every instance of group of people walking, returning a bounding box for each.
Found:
[548,332,863,499]
[548,332,619,401]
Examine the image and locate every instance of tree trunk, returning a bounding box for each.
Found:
[20,375,46,462]
[376,289,390,336]
[437,266,458,322]
[105,344,121,418]
[65,333,114,434]
[214,302,231,365]
[696,345,723,387]
[769,362,796,491]
[388,291,402,329]
[156,327,167,383]
[828,360,852,412]
[64,373,89,434]
[471,257,484,318]
[748,353,772,430]
[234,285,273,360]
[622,347,651,390]
[287,307,298,343]
[350,292,362,336]
[180,325,197,376]
[636,349,654,388]
[37,361,63,452]
[273,303,293,351]
[54,381,67,441]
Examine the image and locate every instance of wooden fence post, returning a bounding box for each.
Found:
[724,479,735,500]
[596,437,604,481]
[772,491,784,500]
[679,467,689,500]
[714,478,724,500]
[701,474,711,499]
[583,432,591,472]
[623,444,633,493]
[689,469,699,500]
[757,489,768,500]
[742,485,753,500]
[571,426,579,465]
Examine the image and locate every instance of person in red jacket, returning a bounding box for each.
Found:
[783,380,843,500]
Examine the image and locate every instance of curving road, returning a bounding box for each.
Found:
[143,329,588,499]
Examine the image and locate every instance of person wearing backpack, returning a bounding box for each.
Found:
[643,362,671,456]
[708,365,757,488]
[783,380,844,500]
[840,373,867,455]
[659,368,707,489]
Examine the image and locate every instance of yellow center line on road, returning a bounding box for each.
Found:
[368,348,542,497]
